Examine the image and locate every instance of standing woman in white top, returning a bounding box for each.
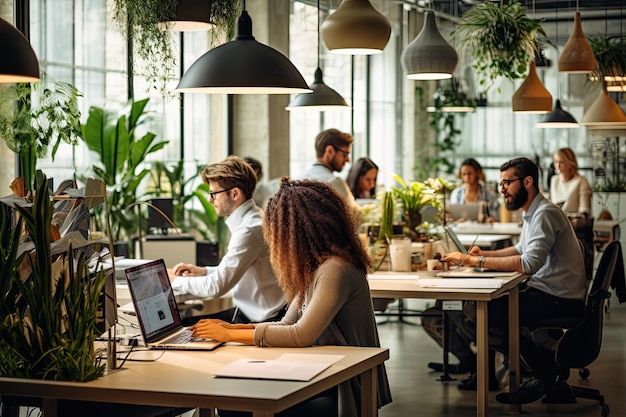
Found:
[550,148,592,216]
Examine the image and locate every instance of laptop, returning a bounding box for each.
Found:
[444,225,469,255]
[447,203,481,221]
[125,259,223,350]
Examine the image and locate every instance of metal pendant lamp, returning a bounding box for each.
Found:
[176,4,311,94]
[535,100,579,128]
[512,61,552,113]
[286,0,350,112]
[160,0,215,32]
[0,17,40,83]
[401,11,458,80]
[558,11,596,73]
[321,0,391,55]
[580,82,626,128]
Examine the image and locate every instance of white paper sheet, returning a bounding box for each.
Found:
[418,278,503,289]
[213,354,345,381]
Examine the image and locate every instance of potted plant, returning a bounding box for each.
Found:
[80,98,168,252]
[0,81,82,193]
[390,173,440,236]
[112,0,241,96]
[455,0,547,92]
[0,176,106,381]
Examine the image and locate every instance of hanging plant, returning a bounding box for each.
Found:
[112,0,241,96]
[455,0,547,91]
[589,35,626,86]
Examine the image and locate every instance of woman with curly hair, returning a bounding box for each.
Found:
[191,178,392,417]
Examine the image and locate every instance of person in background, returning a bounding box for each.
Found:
[346,157,379,199]
[243,156,278,210]
[550,147,592,217]
[190,178,392,417]
[294,128,361,218]
[449,158,499,223]
[442,157,587,405]
[171,156,286,324]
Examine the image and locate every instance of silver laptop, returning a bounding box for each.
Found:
[444,225,468,255]
[447,203,481,221]
[125,259,223,351]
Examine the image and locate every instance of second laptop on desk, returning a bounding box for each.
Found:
[125,258,222,351]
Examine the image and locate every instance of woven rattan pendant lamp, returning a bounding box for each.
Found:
[0,17,40,83]
[160,0,214,31]
[401,10,457,80]
[512,60,552,113]
[558,8,595,73]
[321,0,391,55]
[176,1,311,94]
[286,0,350,111]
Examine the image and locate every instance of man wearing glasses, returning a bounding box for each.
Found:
[171,156,286,324]
[443,157,587,404]
[294,128,361,218]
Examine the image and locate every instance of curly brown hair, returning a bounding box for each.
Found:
[263,178,372,306]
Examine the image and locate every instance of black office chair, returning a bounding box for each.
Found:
[546,240,623,417]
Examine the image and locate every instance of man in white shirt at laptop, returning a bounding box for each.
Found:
[171,156,286,324]
[293,128,361,219]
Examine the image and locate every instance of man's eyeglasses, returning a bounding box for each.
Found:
[332,145,350,158]
[498,178,523,189]
[209,187,234,200]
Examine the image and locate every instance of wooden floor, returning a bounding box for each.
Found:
[377,295,625,417]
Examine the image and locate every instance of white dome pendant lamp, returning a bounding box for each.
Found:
[580,81,626,128]
[401,10,458,80]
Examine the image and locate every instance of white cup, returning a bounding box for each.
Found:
[390,237,411,272]
[426,259,441,271]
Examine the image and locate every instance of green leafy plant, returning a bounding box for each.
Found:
[80,98,168,242]
[112,0,240,96]
[0,177,106,381]
[455,0,547,91]
[0,81,82,192]
[589,35,626,86]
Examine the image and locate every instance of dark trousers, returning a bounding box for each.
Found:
[464,284,585,384]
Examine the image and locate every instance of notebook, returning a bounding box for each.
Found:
[125,259,223,351]
[447,203,481,221]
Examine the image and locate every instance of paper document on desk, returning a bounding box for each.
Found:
[368,273,420,280]
[418,278,503,289]
[436,268,518,278]
[214,354,345,381]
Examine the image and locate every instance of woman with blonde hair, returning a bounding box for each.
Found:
[190,178,392,417]
[551,147,592,216]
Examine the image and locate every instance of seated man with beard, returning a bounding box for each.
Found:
[442,157,587,404]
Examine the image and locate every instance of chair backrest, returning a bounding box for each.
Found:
[555,241,621,369]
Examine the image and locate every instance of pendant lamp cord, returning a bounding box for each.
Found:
[317,0,321,69]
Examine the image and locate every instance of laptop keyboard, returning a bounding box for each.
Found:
[161,328,202,344]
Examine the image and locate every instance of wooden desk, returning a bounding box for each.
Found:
[368,271,526,417]
[0,345,388,417]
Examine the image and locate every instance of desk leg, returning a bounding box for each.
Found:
[42,399,58,417]
[361,367,378,417]
[475,301,489,417]
[507,286,521,412]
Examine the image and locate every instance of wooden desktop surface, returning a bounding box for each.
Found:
[0,345,388,417]
[368,271,526,417]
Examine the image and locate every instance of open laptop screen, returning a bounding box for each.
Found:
[125,259,183,343]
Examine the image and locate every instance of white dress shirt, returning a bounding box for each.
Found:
[294,163,361,217]
[171,199,285,322]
